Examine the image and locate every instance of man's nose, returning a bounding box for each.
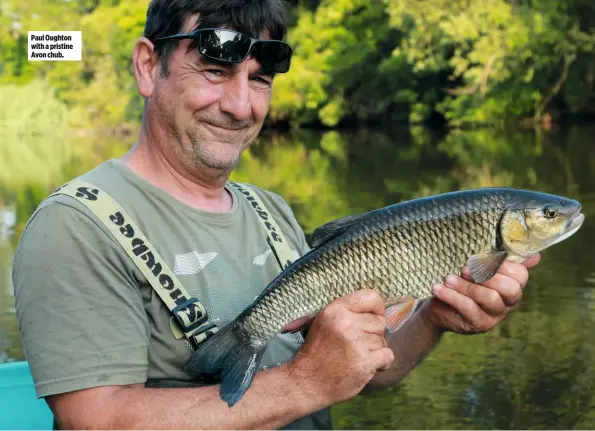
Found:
[219,73,252,121]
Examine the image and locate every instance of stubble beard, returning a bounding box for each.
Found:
[189,135,247,171]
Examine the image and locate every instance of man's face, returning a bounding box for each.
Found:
[151,22,274,172]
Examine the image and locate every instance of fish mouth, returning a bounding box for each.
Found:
[567,211,585,231]
[549,211,585,247]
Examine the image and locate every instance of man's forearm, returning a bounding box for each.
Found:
[54,364,326,430]
[364,300,443,392]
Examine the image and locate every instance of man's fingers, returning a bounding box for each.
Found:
[358,313,388,336]
[495,261,530,288]
[481,273,523,307]
[450,272,522,309]
[432,284,487,328]
[369,347,394,372]
[444,274,507,315]
[522,253,541,269]
[361,333,388,351]
[429,254,539,334]
[338,289,386,316]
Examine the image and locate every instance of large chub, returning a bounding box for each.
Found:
[185,323,266,407]
[184,188,584,407]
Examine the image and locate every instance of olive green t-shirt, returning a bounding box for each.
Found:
[13,159,332,429]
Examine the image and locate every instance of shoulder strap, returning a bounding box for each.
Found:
[48,179,218,348]
[228,182,296,270]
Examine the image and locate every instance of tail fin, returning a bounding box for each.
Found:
[185,324,266,407]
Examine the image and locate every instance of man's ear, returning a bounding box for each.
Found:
[133,37,158,98]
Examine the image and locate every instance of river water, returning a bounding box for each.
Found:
[1,124,594,428]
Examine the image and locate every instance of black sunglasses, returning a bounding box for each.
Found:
[153,28,293,74]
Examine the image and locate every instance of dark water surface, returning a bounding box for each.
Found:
[1,125,594,429]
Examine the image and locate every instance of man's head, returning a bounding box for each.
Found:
[134,0,290,174]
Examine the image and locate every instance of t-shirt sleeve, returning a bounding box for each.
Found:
[12,198,150,398]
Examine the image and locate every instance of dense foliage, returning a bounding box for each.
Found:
[1,0,594,132]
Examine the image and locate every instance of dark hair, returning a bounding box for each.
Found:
[144,0,289,76]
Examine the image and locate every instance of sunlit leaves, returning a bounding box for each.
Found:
[385,0,595,125]
[0,80,72,188]
[271,0,595,127]
[269,0,395,126]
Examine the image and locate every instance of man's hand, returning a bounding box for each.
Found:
[426,254,541,334]
[363,254,541,394]
[288,290,394,406]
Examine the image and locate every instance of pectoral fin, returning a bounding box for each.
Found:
[467,250,508,283]
[385,298,421,334]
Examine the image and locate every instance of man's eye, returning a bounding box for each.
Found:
[207,69,225,77]
[252,76,272,86]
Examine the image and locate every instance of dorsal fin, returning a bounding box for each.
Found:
[309,213,365,248]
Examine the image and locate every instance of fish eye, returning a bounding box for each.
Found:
[544,207,559,219]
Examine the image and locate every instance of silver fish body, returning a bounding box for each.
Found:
[186,188,584,406]
[241,190,508,345]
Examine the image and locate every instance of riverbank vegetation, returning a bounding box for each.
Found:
[1,0,594,132]
[0,0,594,199]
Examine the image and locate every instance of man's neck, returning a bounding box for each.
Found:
[120,138,234,213]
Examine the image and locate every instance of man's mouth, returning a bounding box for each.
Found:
[203,122,248,132]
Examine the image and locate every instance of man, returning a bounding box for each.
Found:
[12,0,539,429]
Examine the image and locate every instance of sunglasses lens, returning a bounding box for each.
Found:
[199,29,251,62]
[255,42,292,73]
[197,29,292,72]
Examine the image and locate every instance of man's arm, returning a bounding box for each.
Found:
[48,290,394,430]
[48,366,315,430]
[364,254,541,392]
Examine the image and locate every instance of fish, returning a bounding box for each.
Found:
[184,188,585,406]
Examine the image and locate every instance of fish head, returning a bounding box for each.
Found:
[500,192,584,257]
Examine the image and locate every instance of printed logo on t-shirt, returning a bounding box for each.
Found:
[171,247,305,345]
[173,251,218,276]
[252,249,273,266]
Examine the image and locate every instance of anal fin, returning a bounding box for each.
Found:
[385,298,421,334]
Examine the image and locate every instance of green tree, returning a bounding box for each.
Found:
[0,80,73,189]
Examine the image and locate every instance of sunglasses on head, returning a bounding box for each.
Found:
[153,27,293,74]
